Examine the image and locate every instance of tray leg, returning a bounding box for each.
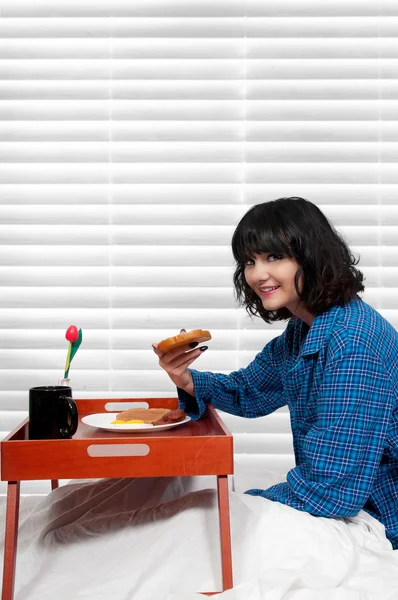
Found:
[51,480,59,491]
[2,481,20,600]
[201,476,233,596]
[217,474,233,591]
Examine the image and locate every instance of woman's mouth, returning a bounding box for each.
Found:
[259,285,280,297]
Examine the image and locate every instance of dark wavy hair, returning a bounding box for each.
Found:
[232,197,365,323]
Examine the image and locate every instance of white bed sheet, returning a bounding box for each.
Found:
[1,465,397,600]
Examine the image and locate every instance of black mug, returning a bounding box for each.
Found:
[29,386,78,440]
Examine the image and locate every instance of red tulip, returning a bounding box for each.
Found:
[65,325,79,342]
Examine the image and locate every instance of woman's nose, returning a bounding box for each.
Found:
[252,262,270,282]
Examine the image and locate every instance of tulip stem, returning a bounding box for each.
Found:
[64,343,71,378]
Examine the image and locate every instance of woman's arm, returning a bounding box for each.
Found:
[177,334,287,420]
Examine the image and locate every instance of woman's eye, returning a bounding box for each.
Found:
[244,259,254,266]
[268,253,283,262]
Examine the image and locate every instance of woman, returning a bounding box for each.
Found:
[153,197,398,550]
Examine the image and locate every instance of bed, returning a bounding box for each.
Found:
[1,455,398,600]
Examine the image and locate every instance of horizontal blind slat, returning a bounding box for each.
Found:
[2,142,398,164]
[1,16,398,38]
[1,183,397,205]
[1,0,398,17]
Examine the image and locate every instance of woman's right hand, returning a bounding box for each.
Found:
[152,331,207,396]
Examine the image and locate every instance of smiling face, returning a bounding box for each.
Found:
[244,252,314,325]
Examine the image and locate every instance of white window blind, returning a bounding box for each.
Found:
[1,1,398,490]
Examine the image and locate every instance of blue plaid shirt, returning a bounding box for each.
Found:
[178,298,398,549]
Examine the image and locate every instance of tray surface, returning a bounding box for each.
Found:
[1,398,234,481]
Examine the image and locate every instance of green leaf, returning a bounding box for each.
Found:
[69,328,83,363]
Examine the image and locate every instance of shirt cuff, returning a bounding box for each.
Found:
[177,369,212,420]
[245,481,290,503]
[245,481,307,513]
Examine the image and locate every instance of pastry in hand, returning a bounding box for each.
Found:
[158,329,211,353]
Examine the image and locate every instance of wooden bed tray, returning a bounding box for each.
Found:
[1,398,234,599]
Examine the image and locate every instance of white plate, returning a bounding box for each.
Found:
[81,412,191,433]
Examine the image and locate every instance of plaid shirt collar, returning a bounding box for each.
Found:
[296,302,347,358]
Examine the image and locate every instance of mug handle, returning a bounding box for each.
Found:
[59,395,78,438]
